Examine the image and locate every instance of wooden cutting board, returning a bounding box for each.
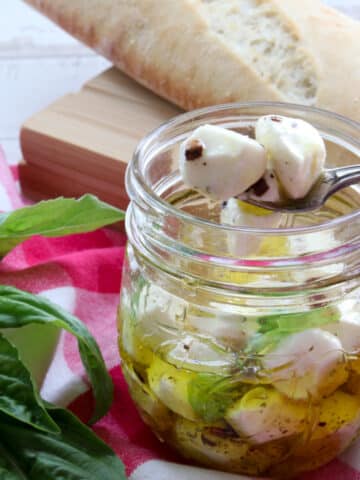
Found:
[19,68,181,209]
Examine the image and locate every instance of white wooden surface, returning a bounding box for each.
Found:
[0,0,359,166]
[0,0,110,165]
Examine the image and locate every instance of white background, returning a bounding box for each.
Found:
[0,0,359,166]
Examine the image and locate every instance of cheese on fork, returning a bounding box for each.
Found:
[179,124,267,201]
[256,115,326,200]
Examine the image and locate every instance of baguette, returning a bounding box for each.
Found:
[25,0,360,121]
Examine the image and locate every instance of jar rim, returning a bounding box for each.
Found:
[128,101,360,235]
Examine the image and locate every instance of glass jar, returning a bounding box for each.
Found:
[118,103,360,477]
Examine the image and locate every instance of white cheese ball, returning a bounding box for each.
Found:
[148,357,197,421]
[245,169,282,204]
[323,312,360,353]
[256,115,326,200]
[122,284,186,364]
[226,387,307,444]
[138,284,186,329]
[187,310,251,350]
[179,124,267,201]
[221,198,282,229]
[263,328,346,400]
[220,198,282,257]
[165,335,236,374]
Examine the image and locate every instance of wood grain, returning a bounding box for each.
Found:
[20,68,180,208]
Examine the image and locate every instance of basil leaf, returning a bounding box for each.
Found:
[248,306,341,354]
[188,374,244,423]
[0,442,27,479]
[0,465,23,479]
[0,406,127,480]
[0,195,125,256]
[0,333,59,434]
[245,330,292,355]
[0,286,113,423]
[257,306,340,334]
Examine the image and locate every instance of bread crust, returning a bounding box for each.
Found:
[25,0,360,120]
[274,0,360,121]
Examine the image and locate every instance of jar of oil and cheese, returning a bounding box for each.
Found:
[118,103,360,477]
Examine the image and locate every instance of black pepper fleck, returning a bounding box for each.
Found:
[201,434,217,447]
[271,116,282,123]
[250,177,270,197]
[207,426,238,439]
[318,422,327,427]
[185,139,204,161]
[135,370,146,384]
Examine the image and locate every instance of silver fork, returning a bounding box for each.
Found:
[241,165,360,213]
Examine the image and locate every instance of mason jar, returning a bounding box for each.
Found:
[118,103,360,477]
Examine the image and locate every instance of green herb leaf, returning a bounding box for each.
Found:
[257,306,340,334]
[0,333,59,435]
[188,374,244,423]
[0,405,127,480]
[245,330,292,355]
[0,195,125,256]
[0,286,113,424]
[0,441,27,479]
[248,306,341,354]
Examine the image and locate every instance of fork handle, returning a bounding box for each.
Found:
[327,165,360,192]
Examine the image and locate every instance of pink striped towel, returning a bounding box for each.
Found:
[1,147,360,480]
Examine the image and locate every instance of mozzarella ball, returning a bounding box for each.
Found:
[256,115,326,200]
[179,124,267,201]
